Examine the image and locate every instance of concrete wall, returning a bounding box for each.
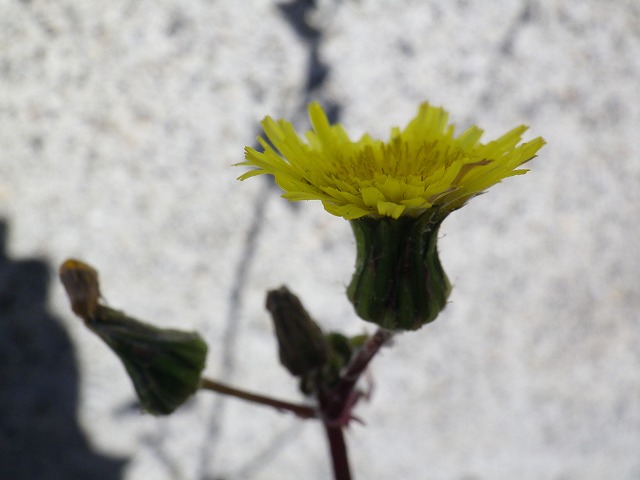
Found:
[1,1,639,479]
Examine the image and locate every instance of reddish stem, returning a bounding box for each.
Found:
[201,328,393,480]
[321,328,393,423]
[320,328,393,480]
[325,424,351,480]
[200,377,316,419]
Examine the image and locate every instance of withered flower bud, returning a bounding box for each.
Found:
[59,259,101,320]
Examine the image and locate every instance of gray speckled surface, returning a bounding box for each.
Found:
[1,1,639,479]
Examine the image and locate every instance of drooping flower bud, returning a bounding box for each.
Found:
[87,305,208,415]
[59,259,208,415]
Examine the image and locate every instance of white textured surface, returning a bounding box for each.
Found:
[2,1,640,479]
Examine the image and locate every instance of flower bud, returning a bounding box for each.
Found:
[87,306,208,415]
[347,209,451,330]
[266,286,329,377]
[59,259,208,415]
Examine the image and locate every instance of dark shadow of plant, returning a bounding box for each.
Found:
[0,220,127,480]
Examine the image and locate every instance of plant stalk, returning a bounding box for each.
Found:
[200,377,316,419]
[320,328,394,480]
[324,424,351,480]
[201,327,393,480]
[322,328,393,423]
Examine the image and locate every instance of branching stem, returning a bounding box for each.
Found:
[321,328,393,423]
[200,328,393,480]
[319,328,393,480]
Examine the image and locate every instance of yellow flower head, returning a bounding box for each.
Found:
[239,102,545,220]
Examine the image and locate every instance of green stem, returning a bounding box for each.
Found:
[199,377,316,419]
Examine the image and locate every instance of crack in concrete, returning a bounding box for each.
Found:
[197,180,272,480]
[475,0,536,112]
[195,2,344,477]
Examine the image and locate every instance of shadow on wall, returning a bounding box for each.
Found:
[0,220,127,480]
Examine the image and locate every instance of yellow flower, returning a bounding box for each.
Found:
[239,102,545,330]
[238,102,545,220]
